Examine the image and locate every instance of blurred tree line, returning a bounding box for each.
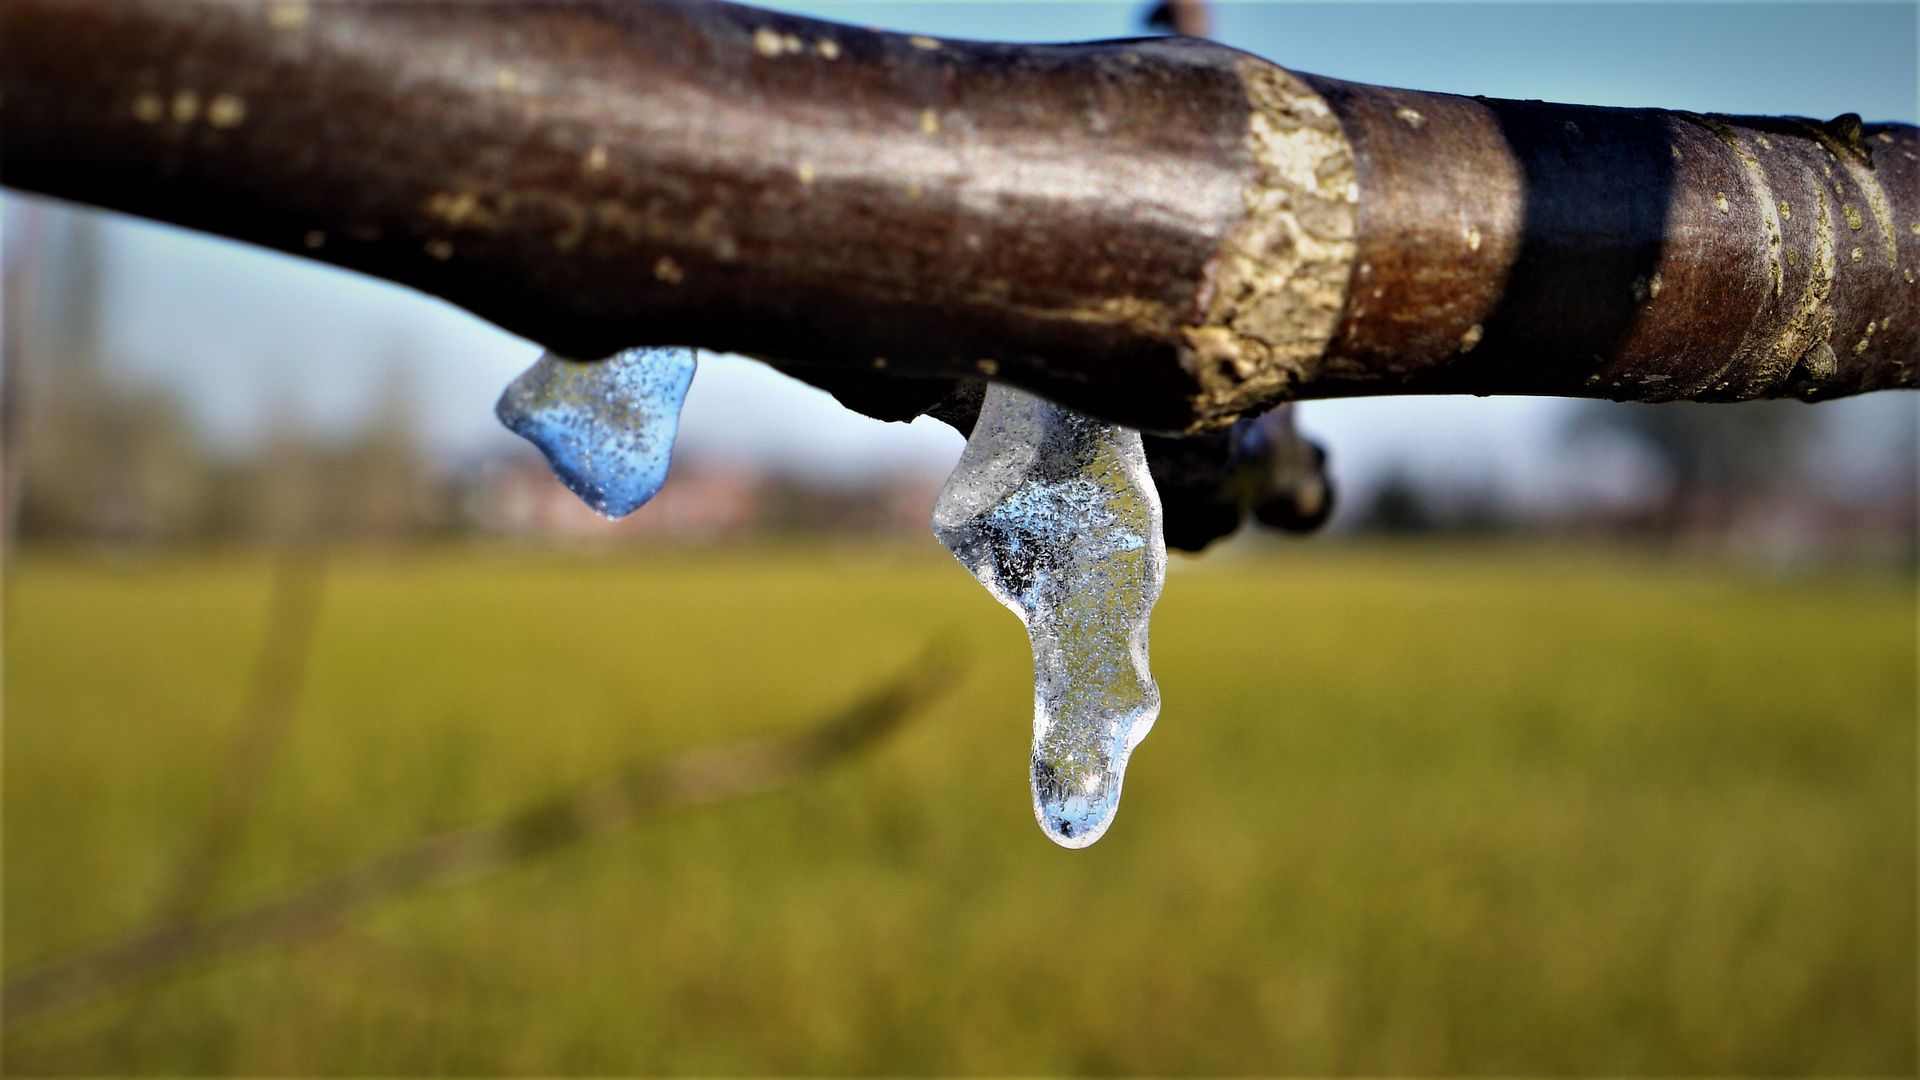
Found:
[1564,399,1823,534]
[5,209,450,546]
[1355,396,1915,560]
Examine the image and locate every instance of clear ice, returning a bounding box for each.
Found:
[932,384,1166,849]
[495,347,697,518]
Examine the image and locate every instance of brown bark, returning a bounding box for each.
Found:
[2,0,1915,433]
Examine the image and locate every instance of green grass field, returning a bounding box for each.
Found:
[5,542,1914,1073]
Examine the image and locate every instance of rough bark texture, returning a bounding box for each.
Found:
[1305,81,1918,409]
[3,0,1915,432]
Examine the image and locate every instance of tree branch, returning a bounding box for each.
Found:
[2,0,1914,432]
[155,549,327,924]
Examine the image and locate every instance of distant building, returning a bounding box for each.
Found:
[466,455,944,543]
[469,457,766,542]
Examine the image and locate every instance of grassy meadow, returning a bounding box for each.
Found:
[4,541,1914,1073]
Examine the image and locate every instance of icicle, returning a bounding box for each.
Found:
[932,384,1165,848]
[495,347,696,518]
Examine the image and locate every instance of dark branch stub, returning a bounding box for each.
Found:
[1145,0,1211,39]
[1146,409,1334,551]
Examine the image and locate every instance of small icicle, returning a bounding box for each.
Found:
[495,347,696,518]
[932,384,1165,848]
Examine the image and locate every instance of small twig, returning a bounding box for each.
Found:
[155,548,327,924]
[0,201,47,554]
[1,642,963,1029]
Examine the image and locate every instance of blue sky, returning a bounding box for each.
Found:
[7,2,1917,501]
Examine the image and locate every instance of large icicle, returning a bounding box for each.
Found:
[495,347,697,518]
[933,384,1166,848]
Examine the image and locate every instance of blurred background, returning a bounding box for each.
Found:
[4,1,1915,1074]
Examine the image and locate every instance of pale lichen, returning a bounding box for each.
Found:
[1687,116,1853,397]
[206,94,246,129]
[1802,121,1899,266]
[1851,319,1877,356]
[1180,59,1357,426]
[1764,192,1838,388]
[131,91,163,123]
[266,1,309,30]
[426,190,500,230]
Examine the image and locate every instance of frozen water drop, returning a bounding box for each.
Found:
[495,347,696,518]
[932,384,1165,848]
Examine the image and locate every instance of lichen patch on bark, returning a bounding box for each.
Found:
[1824,137,1900,268]
[1765,191,1838,390]
[1179,58,1358,428]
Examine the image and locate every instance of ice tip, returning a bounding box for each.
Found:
[492,404,638,519]
[1032,758,1127,849]
[1038,808,1116,849]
